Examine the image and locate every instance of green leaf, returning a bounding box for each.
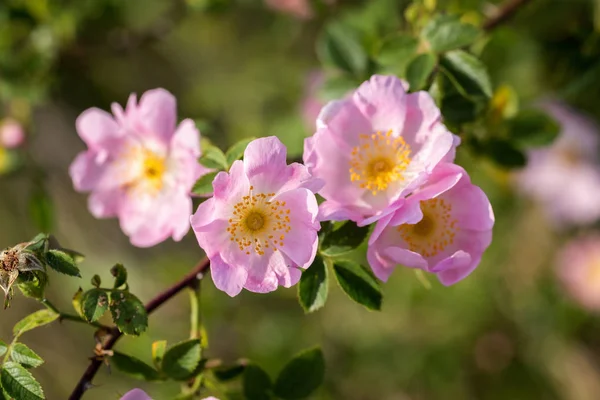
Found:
[507,109,560,148]
[109,291,148,336]
[161,339,202,381]
[16,272,47,300]
[437,73,481,125]
[243,364,273,400]
[0,386,8,400]
[29,186,53,233]
[225,137,255,166]
[1,362,44,400]
[44,250,80,277]
[274,348,325,399]
[81,289,109,323]
[25,234,48,253]
[213,363,246,381]
[13,309,59,338]
[333,261,382,311]
[91,275,101,288]
[376,34,419,71]
[319,75,359,101]
[111,264,127,289]
[483,138,527,169]
[317,22,368,77]
[10,344,44,368]
[152,340,167,369]
[199,146,228,170]
[440,50,492,99]
[57,248,85,264]
[111,351,161,381]
[191,172,219,196]
[298,257,329,313]
[72,287,84,318]
[320,221,370,257]
[406,52,437,91]
[421,14,480,53]
[0,340,7,357]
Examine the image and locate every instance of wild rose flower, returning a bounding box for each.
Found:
[0,118,25,149]
[367,163,494,285]
[304,75,457,225]
[556,234,600,311]
[121,389,152,400]
[70,88,207,247]
[191,136,322,296]
[516,101,600,227]
[265,0,313,19]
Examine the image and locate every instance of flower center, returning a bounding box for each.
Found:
[227,186,291,256]
[349,130,411,195]
[142,151,166,188]
[0,250,18,272]
[397,198,458,258]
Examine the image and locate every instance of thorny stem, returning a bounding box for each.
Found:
[68,258,210,400]
[41,299,110,330]
[483,0,534,31]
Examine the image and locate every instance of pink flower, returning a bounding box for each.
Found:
[265,0,313,19]
[0,118,25,149]
[303,75,458,225]
[70,88,207,247]
[367,163,494,285]
[516,101,600,227]
[191,136,322,296]
[121,389,152,400]
[556,234,600,311]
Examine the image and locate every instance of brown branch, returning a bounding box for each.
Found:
[483,0,534,31]
[68,258,211,400]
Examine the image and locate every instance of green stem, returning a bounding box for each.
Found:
[41,298,109,330]
[188,280,202,340]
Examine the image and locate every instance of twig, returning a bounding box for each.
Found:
[41,299,110,330]
[483,0,534,31]
[68,258,211,400]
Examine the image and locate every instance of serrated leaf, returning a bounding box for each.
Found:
[161,339,202,381]
[243,364,272,400]
[333,261,382,311]
[214,363,246,381]
[13,309,59,338]
[440,50,492,99]
[0,340,7,357]
[45,250,80,277]
[1,362,44,400]
[320,221,370,256]
[152,340,167,369]
[25,234,48,253]
[225,137,256,166]
[72,287,84,318]
[376,34,419,70]
[421,14,480,53]
[58,248,85,264]
[111,264,127,289]
[109,291,148,336]
[111,351,161,381]
[406,52,437,91]
[274,348,325,399]
[508,109,560,148]
[81,289,109,323]
[10,343,44,368]
[298,257,328,313]
[483,138,527,168]
[317,22,367,77]
[199,146,228,170]
[192,172,219,196]
[16,272,47,300]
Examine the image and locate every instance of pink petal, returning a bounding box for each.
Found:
[383,246,428,270]
[76,108,120,149]
[353,75,409,131]
[212,161,250,201]
[434,251,477,286]
[172,118,201,158]
[88,189,122,218]
[69,152,104,192]
[120,389,152,400]
[138,88,177,144]
[210,254,247,297]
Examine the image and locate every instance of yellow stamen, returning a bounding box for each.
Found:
[349,130,411,195]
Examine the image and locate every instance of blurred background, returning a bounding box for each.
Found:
[2,0,600,398]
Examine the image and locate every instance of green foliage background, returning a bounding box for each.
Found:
[1,0,600,398]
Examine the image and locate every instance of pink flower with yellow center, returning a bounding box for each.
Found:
[557,235,600,311]
[191,136,322,296]
[367,163,494,285]
[70,88,208,247]
[303,75,458,224]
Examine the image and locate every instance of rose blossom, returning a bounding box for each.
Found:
[367,163,494,285]
[0,118,25,149]
[303,75,457,225]
[121,389,152,400]
[265,0,313,19]
[191,136,322,296]
[70,88,207,247]
[556,234,600,311]
[516,100,600,227]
